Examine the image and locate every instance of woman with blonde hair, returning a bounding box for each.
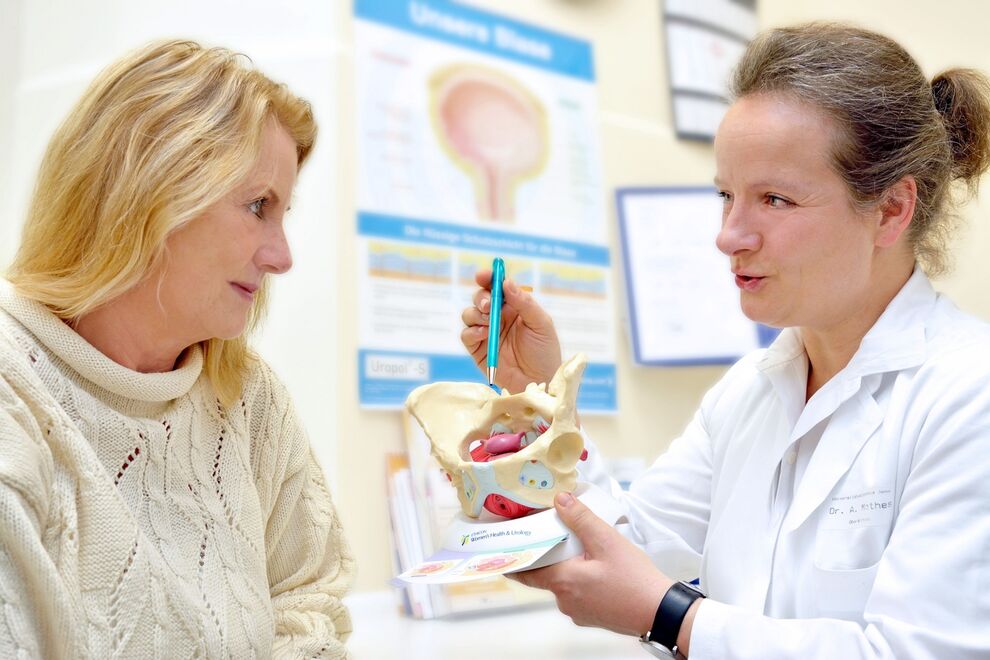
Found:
[463,22,990,658]
[0,40,353,658]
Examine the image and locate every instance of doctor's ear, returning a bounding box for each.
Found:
[874,175,917,249]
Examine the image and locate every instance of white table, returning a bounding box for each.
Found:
[344,590,647,659]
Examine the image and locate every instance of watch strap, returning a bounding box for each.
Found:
[644,582,704,651]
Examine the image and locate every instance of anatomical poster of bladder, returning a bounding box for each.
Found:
[355,0,616,411]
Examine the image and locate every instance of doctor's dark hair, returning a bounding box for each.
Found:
[730,22,990,276]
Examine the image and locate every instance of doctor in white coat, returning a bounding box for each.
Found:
[460,23,990,659]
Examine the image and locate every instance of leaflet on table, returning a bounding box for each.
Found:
[394,535,568,585]
[392,480,625,586]
[354,0,615,411]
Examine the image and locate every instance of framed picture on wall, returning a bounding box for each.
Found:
[616,186,779,365]
[662,0,757,141]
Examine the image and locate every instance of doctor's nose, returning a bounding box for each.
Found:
[716,205,761,257]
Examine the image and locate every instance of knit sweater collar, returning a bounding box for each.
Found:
[0,280,203,403]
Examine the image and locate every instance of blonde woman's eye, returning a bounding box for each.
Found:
[248,198,267,219]
[767,194,791,208]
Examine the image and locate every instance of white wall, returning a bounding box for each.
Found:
[0,0,23,267]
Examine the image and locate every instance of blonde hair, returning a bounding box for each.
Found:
[7,39,317,405]
[731,23,990,275]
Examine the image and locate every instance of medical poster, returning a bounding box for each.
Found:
[355,0,616,411]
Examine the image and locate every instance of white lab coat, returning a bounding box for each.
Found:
[588,269,990,659]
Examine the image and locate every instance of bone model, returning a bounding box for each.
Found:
[406,354,587,519]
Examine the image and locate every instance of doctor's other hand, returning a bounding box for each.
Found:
[460,268,562,394]
[510,492,673,638]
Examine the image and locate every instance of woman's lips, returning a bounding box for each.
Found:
[230,282,256,300]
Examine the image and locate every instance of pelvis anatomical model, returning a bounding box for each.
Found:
[429,63,549,223]
[406,354,587,519]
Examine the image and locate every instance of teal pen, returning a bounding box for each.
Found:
[487,257,505,387]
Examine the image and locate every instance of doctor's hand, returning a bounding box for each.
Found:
[460,268,562,394]
[510,492,673,638]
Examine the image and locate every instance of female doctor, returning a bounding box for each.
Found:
[460,23,990,659]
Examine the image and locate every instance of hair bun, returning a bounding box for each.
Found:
[931,69,990,185]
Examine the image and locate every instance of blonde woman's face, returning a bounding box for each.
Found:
[713,94,879,331]
[157,120,298,341]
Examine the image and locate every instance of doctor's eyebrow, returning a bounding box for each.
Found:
[713,177,814,195]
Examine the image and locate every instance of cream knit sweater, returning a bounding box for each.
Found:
[0,281,354,659]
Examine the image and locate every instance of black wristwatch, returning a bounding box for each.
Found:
[639,581,705,655]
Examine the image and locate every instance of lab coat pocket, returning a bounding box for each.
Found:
[809,562,879,621]
[811,525,887,621]
[814,525,890,571]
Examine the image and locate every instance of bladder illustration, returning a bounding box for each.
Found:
[429,63,550,223]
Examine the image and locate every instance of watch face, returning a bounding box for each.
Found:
[639,640,677,659]
[679,580,705,597]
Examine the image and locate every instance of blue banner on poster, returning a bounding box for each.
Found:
[358,212,610,266]
[355,0,595,81]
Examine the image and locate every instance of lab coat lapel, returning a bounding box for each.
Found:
[757,328,808,460]
[758,329,807,431]
[782,382,883,533]
[781,269,933,532]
